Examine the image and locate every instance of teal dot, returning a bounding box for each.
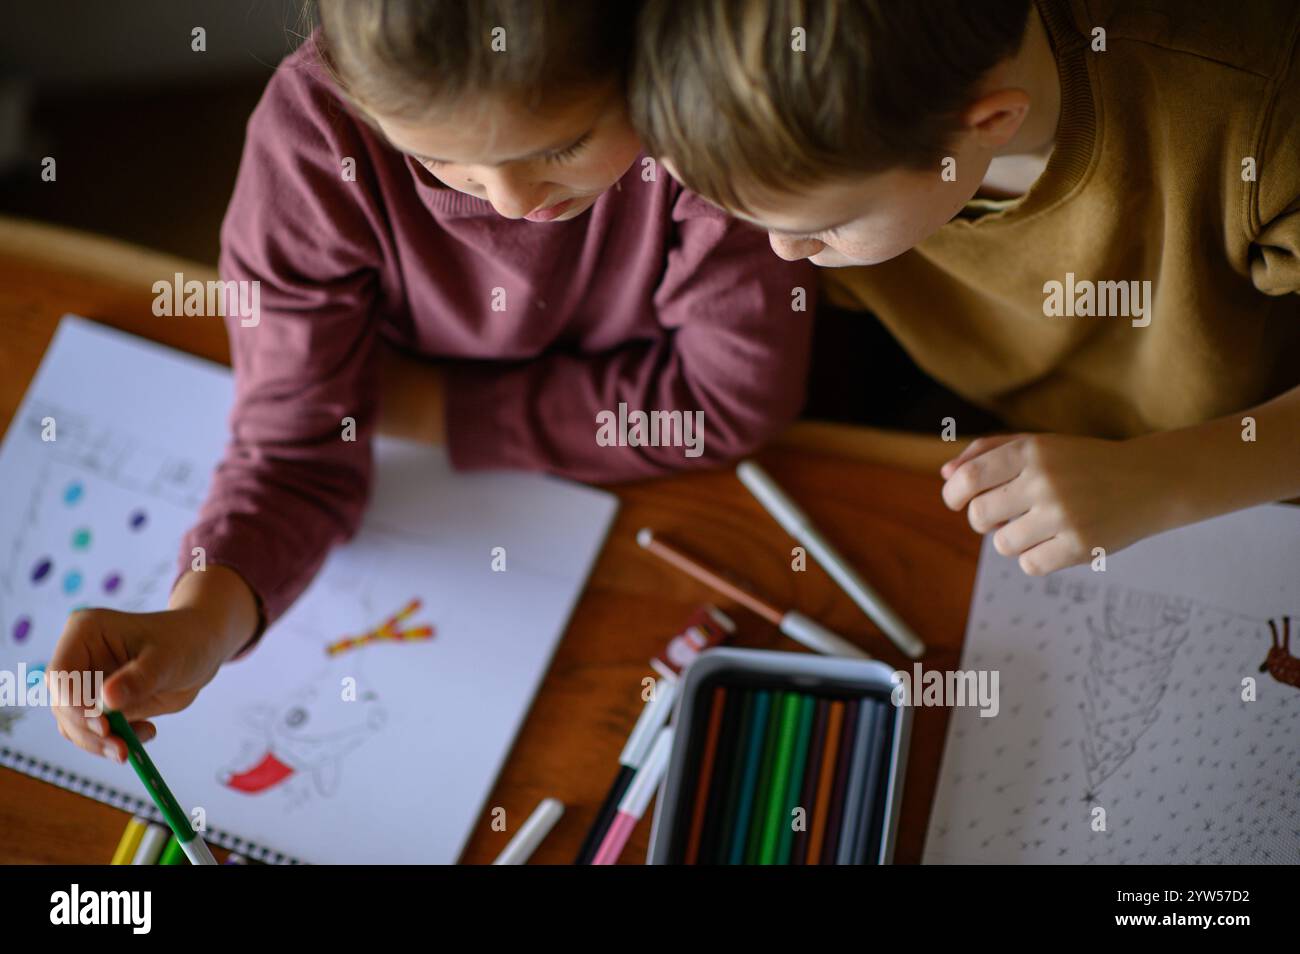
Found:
[64,482,83,505]
[72,527,92,550]
[62,570,82,595]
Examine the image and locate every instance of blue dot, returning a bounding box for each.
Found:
[27,663,45,688]
[62,570,82,595]
[64,482,83,506]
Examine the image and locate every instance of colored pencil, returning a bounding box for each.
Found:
[854,704,893,865]
[710,690,754,864]
[694,688,744,864]
[837,700,880,864]
[821,698,860,863]
[110,816,147,865]
[637,529,869,658]
[758,692,803,864]
[727,690,772,864]
[106,710,216,865]
[790,699,829,864]
[775,694,817,864]
[682,687,727,864]
[806,700,845,864]
[745,691,787,863]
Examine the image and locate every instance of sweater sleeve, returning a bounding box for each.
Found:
[443,191,816,481]
[1249,28,1300,298]
[178,63,384,630]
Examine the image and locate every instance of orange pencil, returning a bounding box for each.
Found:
[805,699,846,864]
[683,687,727,864]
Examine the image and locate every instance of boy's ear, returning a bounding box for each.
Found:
[960,88,1032,149]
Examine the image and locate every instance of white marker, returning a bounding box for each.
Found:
[492,798,565,865]
[131,823,169,865]
[737,460,926,659]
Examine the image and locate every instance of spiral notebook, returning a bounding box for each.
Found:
[0,316,618,864]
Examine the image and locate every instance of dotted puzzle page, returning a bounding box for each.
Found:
[925,507,1299,863]
[0,316,617,863]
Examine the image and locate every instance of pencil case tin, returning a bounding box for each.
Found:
[647,647,911,864]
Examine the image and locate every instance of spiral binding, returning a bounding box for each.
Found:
[0,744,303,865]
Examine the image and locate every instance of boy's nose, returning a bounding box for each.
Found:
[768,232,825,262]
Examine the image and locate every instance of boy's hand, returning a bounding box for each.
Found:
[48,565,259,761]
[940,433,1177,575]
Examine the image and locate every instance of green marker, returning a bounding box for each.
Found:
[105,710,216,865]
[158,836,187,865]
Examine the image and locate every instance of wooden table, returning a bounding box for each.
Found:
[0,218,980,864]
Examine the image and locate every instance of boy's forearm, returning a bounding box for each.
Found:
[1144,383,1300,527]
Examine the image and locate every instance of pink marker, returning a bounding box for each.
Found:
[591,727,674,866]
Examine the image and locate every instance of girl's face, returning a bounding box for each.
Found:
[372,82,642,223]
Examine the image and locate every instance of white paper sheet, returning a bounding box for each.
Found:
[925,507,1300,864]
[0,316,617,863]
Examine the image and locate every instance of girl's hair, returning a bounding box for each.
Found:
[631,0,1033,213]
[314,0,639,121]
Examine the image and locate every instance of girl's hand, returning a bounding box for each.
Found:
[48,565,258,761]
[939,433,1178,575]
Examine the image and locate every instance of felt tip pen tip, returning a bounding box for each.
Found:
[636,528,654,548]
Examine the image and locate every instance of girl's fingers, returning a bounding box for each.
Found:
[942,440,1027,511]
[1017,535,1080,576]
[993,506,1058,558]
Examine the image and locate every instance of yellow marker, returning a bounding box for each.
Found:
[110,815,148,865]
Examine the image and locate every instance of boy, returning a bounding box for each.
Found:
[633,0,1300,575]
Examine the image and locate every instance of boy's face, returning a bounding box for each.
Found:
[735,160,987,268]
[373,81,642,223]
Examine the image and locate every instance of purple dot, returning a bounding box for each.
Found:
[103,572,122,594]
[129,509,148,531]
[13,616,31,643]
[30,557,52,584]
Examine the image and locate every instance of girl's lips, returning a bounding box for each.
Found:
[524,198,574,222]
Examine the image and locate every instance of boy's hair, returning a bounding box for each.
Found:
[631,0,1033,213]
[315,0,638,120]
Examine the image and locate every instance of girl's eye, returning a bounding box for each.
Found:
[544,132,593,165]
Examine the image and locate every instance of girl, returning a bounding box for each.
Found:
[51,0,812,760]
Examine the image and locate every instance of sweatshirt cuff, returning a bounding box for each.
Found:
[442,363,537,471]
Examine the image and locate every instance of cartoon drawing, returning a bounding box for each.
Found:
[325,598,434,656]
[1260,616,1300,689]
[219,674,387,804]
[1079,589,1191,794]
[220,599,433,805]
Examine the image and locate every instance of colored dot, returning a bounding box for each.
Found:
[64,482,83,505]
[27,663,45,688]
[129,509,148,531]
[62,570,82,595]
[30,557,52,584]
[13,616,31,643]
[103,572,122,594]
[72,527,92,550]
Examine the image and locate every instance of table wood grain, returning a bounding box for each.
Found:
[0,218,980,864]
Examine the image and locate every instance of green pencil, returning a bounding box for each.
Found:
[105,710,216,865]
[775,694,817,864]
[758,692,804,864]
[745,691,789,864]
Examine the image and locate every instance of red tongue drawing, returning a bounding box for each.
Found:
[222,751,295,793]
